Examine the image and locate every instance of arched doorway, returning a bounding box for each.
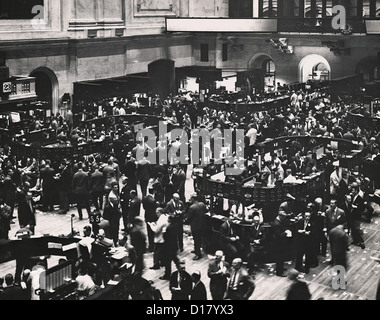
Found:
[356,56,379,83]
[29,67,59,115]
[247,53,276,93]
[298,54,331,83]
[148,60,175,100]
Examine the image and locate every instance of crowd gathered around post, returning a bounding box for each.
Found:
[1,82,380,300]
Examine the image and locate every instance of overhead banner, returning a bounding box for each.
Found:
[365,20,380,34]
[166,18,278,33]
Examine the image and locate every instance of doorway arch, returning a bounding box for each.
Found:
[298,54,331,83]
[148,59,175,100]
[248,53,276,93]
[29,67,59,114]
[355,56,379,82]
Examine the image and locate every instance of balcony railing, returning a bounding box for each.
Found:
[277,17,367,34]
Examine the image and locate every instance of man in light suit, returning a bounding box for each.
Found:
[207,250,230,300]
[224,258,255,300]
[330,164,341,198]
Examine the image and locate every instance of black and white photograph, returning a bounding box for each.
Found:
[0,0,380,305]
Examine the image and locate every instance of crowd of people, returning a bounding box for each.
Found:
[0,82,380,300]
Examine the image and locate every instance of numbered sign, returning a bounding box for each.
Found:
[89,211,101,224]
[3,82,12,93]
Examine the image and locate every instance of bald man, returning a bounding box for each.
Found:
[207,250,230,300]
[224,258,255,300]
[165,193,185,252]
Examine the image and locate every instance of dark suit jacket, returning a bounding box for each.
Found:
[120,184,132,213]
[90,170,105,193]
[136,159,151,182]
[351,194,365,221]
[226,267,255,300]
[17,189,36,227]
[130,226,147,257]
[165,199,185,217]
[207,259,230,296]
[286,280,311,300]
[220,221,237,245]
[40,166,55,189]
[0,285,25,300]
[170,270,193,300]
[190,281,207,300]
[72,170,90,195]
[143,195,158,223]
[329,226,349,263]
[187,201,207,232]
[325,207,347,232]
[128,197,141,222]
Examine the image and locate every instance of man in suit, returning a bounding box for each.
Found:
[164,166,178,203]
[40,159,56,212]
[220,216,245,263]
[0,194,12,240]
[207,250,230,300]
[130,216,147,275]
[103,187,121,247]
[325,198,347,235]
[186,194,208,260]
[123,154,137,191]
[247,215,266,275]
[148,208,169,270]
[295,211,313,274]
[89,165,105,212]
[169,264,193,300]
[272,211,293,277]
[72,162,91,220]
[120,176,132,232]
[160,215,182,280]
[350,182,366,249]
[128,190,141,230]
[143,187,158,252]
[329,224,349,269]
[175,164,186,202]
[136,156,151,198]
[330,164,341,198]
[224,258,255,300]
[56,160,72,215]
[165,193,185,252]
[190,271,207,300]
[16,182,36,234]
[310,197,328,261]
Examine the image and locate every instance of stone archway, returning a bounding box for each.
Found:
[298,54,331,83]
[29,67,59,115]
[247,53,276,93]
[148,59,175,100]
[355,56,379,83]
